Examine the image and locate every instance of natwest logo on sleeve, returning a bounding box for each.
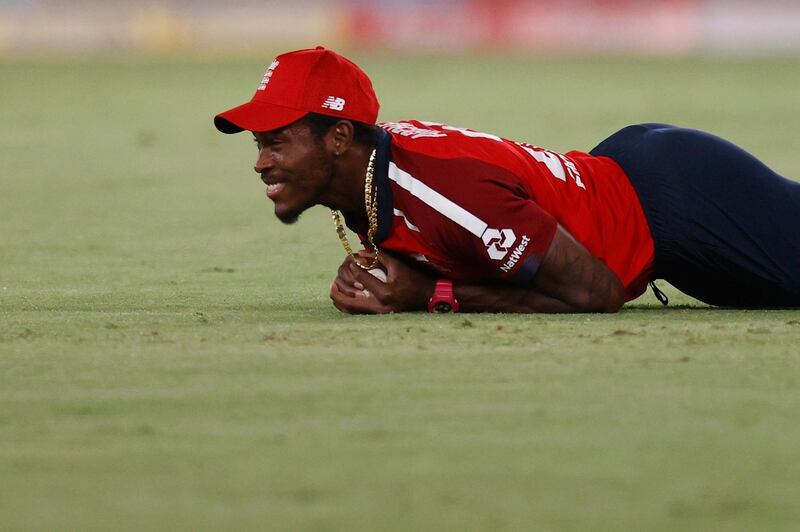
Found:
[481,227,516,260]
[321,96,346,111]
[499,235,531,272]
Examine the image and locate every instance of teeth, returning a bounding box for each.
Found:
[267,184,280,193]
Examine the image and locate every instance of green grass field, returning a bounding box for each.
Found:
[2,54,800,531]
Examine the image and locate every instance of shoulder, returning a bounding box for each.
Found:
[381,120,532,189]
[380,120,524,162]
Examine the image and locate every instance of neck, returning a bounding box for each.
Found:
[327,144,375,231]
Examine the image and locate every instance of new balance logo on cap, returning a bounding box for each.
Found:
[322,96,346,111]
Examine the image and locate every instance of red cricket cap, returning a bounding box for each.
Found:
[214,46,380,134]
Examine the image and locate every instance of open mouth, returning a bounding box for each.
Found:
[266,183,286,199]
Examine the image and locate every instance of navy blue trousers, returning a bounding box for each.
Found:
[591,123,800,307]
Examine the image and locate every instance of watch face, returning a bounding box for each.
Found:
[433,301,453,313]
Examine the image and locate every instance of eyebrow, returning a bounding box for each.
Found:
[254,128,287,142]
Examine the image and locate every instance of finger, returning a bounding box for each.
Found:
[355,249,377,262]
[337,258,359,283]
[348,261,389,297]
[335,261,368,292]
[374,250,404,281]
[329,283,353,314]
[332,278,362,299]
[330,280,381,314]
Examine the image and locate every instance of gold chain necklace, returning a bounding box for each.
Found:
[331,148,380,270]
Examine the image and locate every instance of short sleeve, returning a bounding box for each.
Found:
[388,149,558,285]
[435,176,558,285]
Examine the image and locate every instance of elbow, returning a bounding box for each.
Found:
[603,289,625,313]
[573,282,625,313]
[599,279,626,313]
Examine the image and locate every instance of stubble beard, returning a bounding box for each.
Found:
[275,208,301,225]
[274,155,335,226]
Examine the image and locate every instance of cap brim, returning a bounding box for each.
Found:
[213,100,308,134]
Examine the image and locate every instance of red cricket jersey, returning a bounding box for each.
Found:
[356,120,655,301]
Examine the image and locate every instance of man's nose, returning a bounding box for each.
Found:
[254,149,273,174]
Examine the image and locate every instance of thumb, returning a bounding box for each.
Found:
[376,249,402,277]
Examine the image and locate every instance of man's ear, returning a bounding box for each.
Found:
[328,120,355,156]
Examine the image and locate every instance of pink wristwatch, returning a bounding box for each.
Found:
[427,279,460,313]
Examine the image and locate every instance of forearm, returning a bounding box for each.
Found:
[453,283,584,313]
[331,229,626,314]
[452,228,625,313]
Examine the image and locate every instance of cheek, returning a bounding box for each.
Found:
[276,150,307,172]
[311,155,335,184]
[298,151,332,181]
[270,151,284,166]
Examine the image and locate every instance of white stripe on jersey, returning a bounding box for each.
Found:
[392,208,420,232]
[388,162,488,237]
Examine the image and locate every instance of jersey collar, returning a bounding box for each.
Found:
[344,127,394,244]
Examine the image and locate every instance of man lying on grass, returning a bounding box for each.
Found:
[214,47,800,313]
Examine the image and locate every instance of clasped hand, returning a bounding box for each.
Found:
[329,250,436,314]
